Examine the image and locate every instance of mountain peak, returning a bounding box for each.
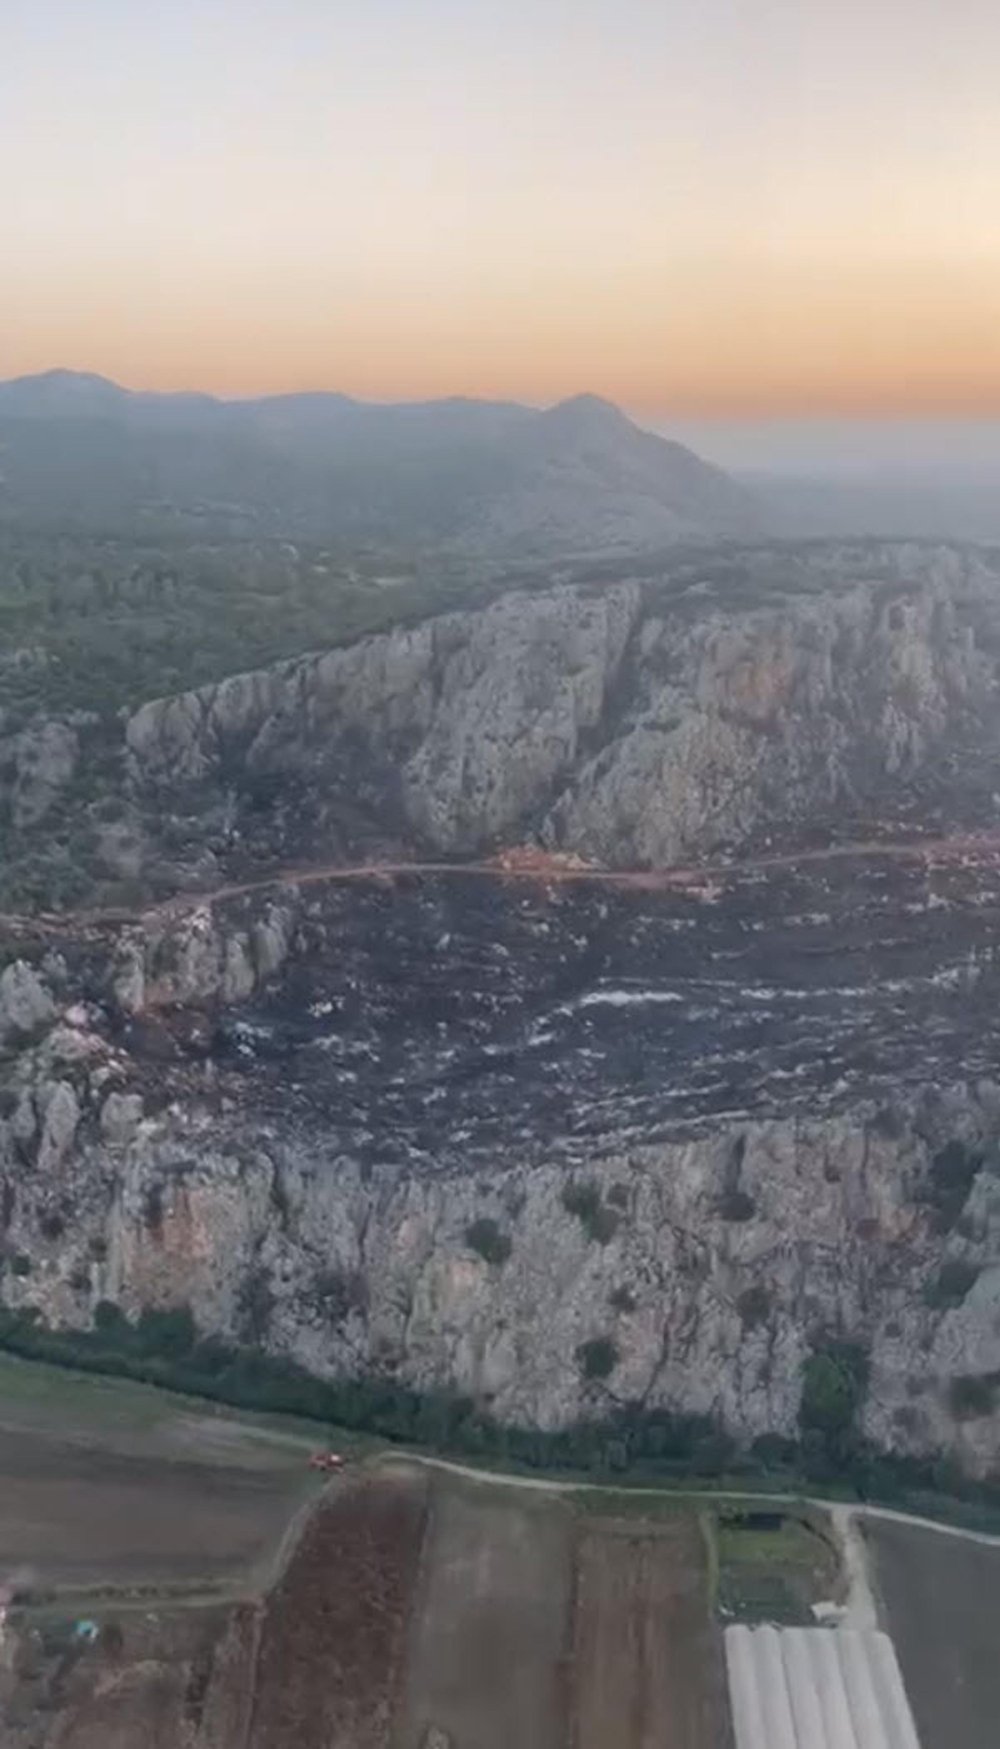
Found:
[0,368,127,416]
[8,367,122,392]
[543,392,629,432]
[0,371,758,545]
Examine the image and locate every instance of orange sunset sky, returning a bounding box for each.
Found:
[4,0,1000,415]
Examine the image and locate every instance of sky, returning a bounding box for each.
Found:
[3,0,1000,418]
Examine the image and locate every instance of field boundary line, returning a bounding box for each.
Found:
[384,1452,1000,1552]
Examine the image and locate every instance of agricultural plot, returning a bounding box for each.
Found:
[724,1624,922,1749]
[394,1481,573,1749]
[2,1603,258,1749]
[0,1354,322,1593]
[4,1453,740,1747]
[0,1424,313,1590]
[0,1358,872,1749]
[571,1513,732,1749]
[867,1516,1000,1749]
[393,1476,741,1748]
[715,1507,839,1626]
[248,1470,429,1749]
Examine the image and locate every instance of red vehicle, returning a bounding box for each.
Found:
[308,1450,346,1474]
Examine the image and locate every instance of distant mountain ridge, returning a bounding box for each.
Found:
[0,370,759,554]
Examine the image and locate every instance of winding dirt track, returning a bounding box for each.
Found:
[8,826,1000,939]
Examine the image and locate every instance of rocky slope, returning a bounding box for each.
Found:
[4,540,1000,1477]
[119,541,1000,873]
[6,540,1000,906]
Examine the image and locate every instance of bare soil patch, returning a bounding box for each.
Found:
[868,1517,1000,1749]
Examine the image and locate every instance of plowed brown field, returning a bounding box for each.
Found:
[246,1469,429,1749]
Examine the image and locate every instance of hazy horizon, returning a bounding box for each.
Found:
[8,363,1000,482]
[5,0,1000,416]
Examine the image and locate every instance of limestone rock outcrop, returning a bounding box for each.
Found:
[114,545,1000,878]
[5,541,1000,1482]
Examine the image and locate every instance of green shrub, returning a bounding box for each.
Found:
[136,1305,196,1358]
[949,1373,999,1421]
[562,1181,621,1245]
[719,1189,756,1222]
[237,1267,273,1343]
[562,1180,600,1221]
[738,1285,772,1329]
[465,1218,512,1266]
[577,1336,618,1381]
[90,1299,196,1359]
[751,1432,798,1471]
[142,1185,165,1233]
[10,1253,31,1277]
[313,1266,368,1320]
[801,1355,855,1433]
[924,1260,980,1309]
[607,1182,630,1211]
[799,1341,869,1452]
[920,1141,984,1232]
[609,1284,636,1313]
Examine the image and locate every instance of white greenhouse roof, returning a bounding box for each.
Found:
[724,1625,922,1749]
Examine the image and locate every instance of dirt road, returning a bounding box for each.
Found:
[8,825,1000,941]
[391,1451,1000,1558]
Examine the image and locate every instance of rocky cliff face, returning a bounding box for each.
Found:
[3,847,1000,1475]
[116,543,1000,881]
[4,540,1000,1477]
[4,542,1000,899]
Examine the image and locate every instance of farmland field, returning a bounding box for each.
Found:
[0,1422,322,1591]
[395,1481,573,1749]
[2,1602,260,1749]
[867,1516,1000,1749]
[571,1513,732,1749]
[5,1465,738,1748]
[248,1470,429,1749]
[0,1355,848,1748]
[0,1354,323,1591]
[715,1507,838,1626]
